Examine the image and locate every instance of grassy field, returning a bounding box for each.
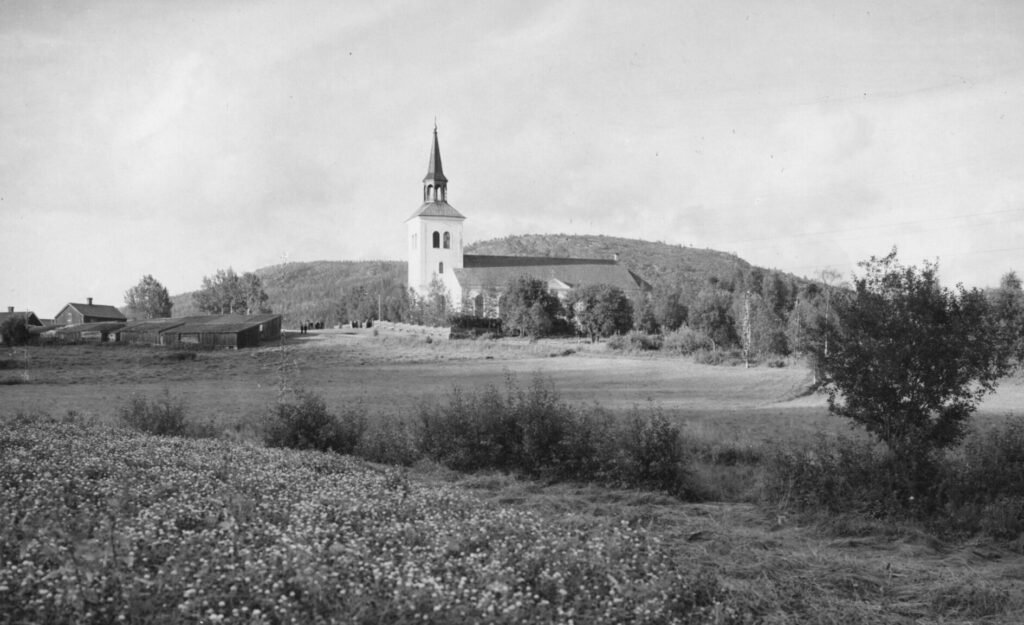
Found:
[3,330,1024,623]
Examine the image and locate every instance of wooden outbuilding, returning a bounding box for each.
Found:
[157,314,283,349]
[116,318,188,345]
[54,321,126,343]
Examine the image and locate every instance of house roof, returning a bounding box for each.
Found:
[454,255,651,295]
[59,302,127,321]
[407,200,465,221]
[0,311,42,326]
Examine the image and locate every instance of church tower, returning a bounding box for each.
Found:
[407,125,465,303]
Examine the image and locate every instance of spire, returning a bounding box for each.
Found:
[422,124,448,202]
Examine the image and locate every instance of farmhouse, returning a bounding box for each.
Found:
[54,298,127,325]
[0,307,43,327]
[406,127,651,314]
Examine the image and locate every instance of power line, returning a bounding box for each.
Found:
[714,207,1024,247]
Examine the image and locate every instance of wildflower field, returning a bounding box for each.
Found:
[0,417,739,624]
[5,335,1024,623]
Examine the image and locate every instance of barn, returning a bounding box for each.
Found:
[116,318,188,345]
[158,314,283,349]
[117,315,281,348]
[54,298,127,326]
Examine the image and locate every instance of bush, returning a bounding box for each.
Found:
[618,407,692,496]
[763,425,1024,538]
[762,434,901,516]
[264,391,366,454]
[418,379,567,473]
[661,326,714,355]
[938,422,1024,537]
[418,375,697,497]
[692,348,744,366]
[607,331,662,352]
[119,390,191,437]
[356,414,422,466]
[0,316,31,346]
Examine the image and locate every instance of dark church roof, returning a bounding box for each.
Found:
[423,126,447,183]
[455,254,651,295]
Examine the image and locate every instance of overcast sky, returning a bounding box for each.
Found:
[3,0,1023,316]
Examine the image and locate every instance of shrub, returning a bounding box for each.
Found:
[356,414,422,466]
[0,316,31,346]
[264,391,366,454]
[762,434,909,517]
[662,326,714,355]
[618,407,692,496]
[938,422,1024,537]
[119,390,190,437]
[607,331,662,351]
[418,375,697,498]
[692,348,744,366]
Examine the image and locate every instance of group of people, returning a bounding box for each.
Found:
[298,320,324,335]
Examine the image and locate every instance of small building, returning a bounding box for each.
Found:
[116,318,188,345]
[54,321,126,343]
[156,314,283,349]
[0,307,43,327]
[54,298,127,326]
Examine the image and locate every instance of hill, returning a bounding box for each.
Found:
[170,260,405,327]
[467,233,756,295]
[168,236,808,327]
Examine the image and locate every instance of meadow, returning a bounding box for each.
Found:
[3,329,1024,623]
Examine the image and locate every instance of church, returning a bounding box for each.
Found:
[406,127,651,316]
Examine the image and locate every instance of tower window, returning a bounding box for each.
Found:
[443,232,451,249]
[439,262,444,274]
[432,231,440,248]
[427,184,433,201]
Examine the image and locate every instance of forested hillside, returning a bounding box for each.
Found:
[170,261,406,327]
[167,236,813,331]
[467,233,756,296]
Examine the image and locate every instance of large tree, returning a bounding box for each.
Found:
[193,268,271,315]
[815,250,1012,490]
[567,284,633,342]
[689,282,738,348]
[989,270,1024,361]
[499,275,561,338]
[124,274,173,319]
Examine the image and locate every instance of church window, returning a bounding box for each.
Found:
[427,184,433,200]
[443,232,451,249]
[432,231,440,248]
[439,262,444,274]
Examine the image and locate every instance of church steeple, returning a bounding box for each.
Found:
[423,124,448,202]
